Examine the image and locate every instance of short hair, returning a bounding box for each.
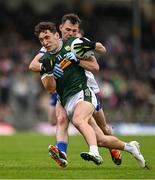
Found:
[61,13,81,25]
[34,22,57,37]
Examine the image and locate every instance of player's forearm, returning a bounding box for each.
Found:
[79,56,99,73]
[29,60,41,72]
[29,54,43,72]
[41,75,56,93]
[95,42,106,54]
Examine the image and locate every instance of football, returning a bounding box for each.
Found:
[71,38,94,59]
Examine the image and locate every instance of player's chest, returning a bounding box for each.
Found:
[50,50,70,64]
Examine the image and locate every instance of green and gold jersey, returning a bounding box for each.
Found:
[40,37,88,106]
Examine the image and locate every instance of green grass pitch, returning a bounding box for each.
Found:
[0,133,154,179]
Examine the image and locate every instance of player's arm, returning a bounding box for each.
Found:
[41,75,56,93]
[95,42,106,54]
[39,54,57,93]
[79,56,99,73]
[62,52,99,73]
[30,51,54,75]
[29,46,48,72]
[29,53,43,72]
[73,37,107,55]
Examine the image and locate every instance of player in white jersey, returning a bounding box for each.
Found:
[86,71,100,93]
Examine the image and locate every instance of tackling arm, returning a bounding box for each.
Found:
[29,52,56,93]
[63,52,99,73]
[29,53,43,72]
[79,56,99,73]
[95,42,107,54]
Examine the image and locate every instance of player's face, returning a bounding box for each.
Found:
[59,20,80,40]
[39,30,60,51]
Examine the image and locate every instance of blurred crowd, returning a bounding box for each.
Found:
[0,0,155,129]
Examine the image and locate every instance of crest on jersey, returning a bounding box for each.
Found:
[64,45,71,51]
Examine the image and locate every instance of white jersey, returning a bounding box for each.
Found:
[38,47,100,94]
[85,71,100,94]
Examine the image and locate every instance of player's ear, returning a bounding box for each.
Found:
[59,24,62,31]
[55,32,60,39]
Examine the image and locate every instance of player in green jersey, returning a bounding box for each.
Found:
[36,22,103,165]
[29,13,121,165]
[33,21,147,169]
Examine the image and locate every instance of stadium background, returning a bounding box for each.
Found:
[0,0,155,134]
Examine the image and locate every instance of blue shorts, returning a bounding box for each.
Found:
[50,92,57,106]
[95,93,101,111]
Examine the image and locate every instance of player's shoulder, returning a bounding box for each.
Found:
[62,37,77,52]
[63,37,77,45]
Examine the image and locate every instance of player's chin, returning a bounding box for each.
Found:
[66,35,73,39]
[45,45,53,51]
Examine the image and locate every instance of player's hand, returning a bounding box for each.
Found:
[73,38,96,57]
[40,59,52,73]
[64,52,79,64]
[53,63,64,79]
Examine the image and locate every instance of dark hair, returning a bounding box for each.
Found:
[34,22,57,37]
[61,13,81,25]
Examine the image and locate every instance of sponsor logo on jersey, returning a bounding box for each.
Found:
[78,84,82,88]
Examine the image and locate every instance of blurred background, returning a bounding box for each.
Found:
[0,0,155,135]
